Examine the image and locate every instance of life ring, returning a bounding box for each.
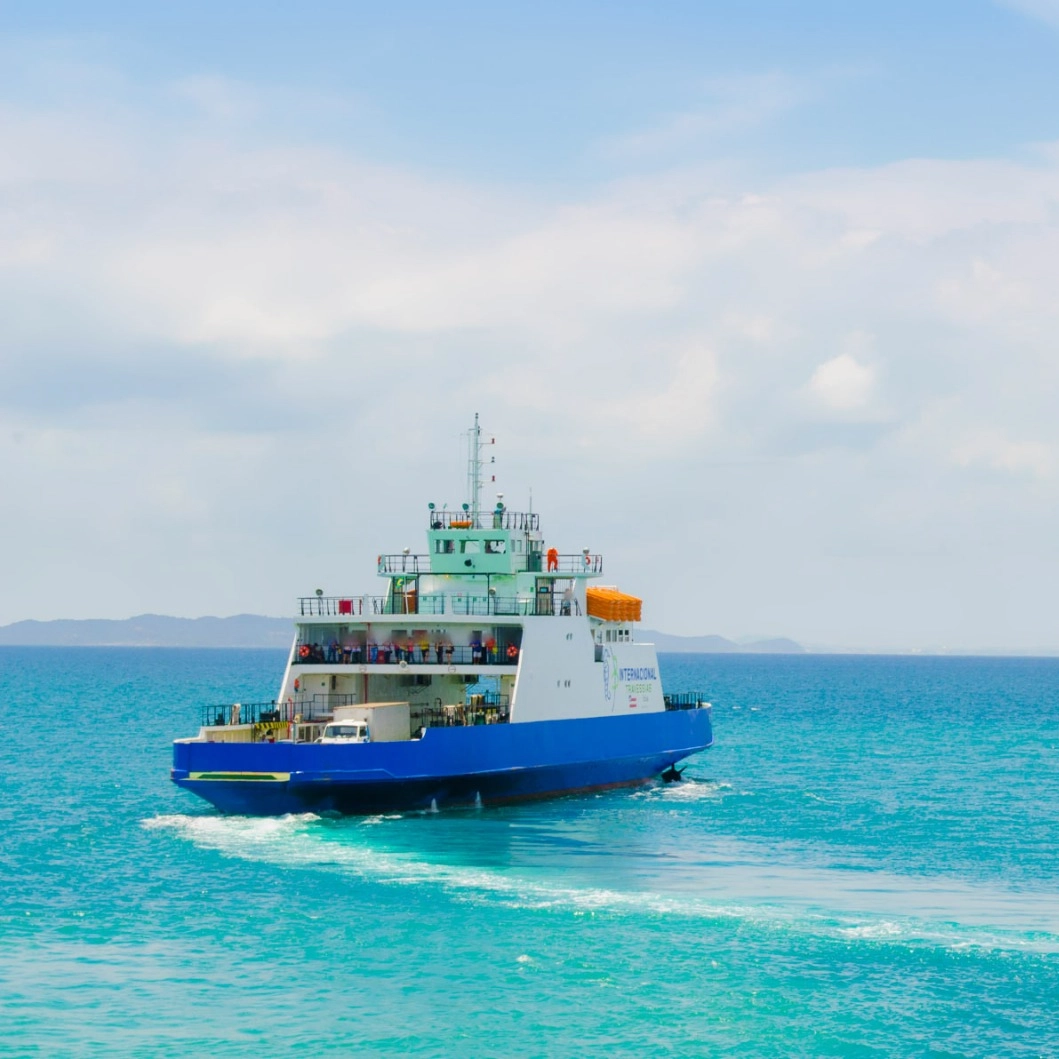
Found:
[506,644,519,659]
[298,645,310,659]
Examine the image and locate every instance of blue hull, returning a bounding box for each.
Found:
[172,708,712,815]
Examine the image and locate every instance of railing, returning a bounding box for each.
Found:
[663,692,711,711]
[378,554,428,575]
[543,554,604,575]
[200,694,513,733]
[411,699,511,730]
[294,643,522,666]
[298,595,444,617]
[378,553,603,576]
[298,595,397,617]
[428,510,539,532]
[201,695,346,727]
[298,593,583,618]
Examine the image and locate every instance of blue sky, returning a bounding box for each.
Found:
[3,1,1059,649]
[8,1,1059,180]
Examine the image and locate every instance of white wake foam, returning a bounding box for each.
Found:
[142,812,1059,955]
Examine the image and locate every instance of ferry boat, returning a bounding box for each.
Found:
[171,418,713,815]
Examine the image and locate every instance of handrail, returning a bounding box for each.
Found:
[376,553,603,576]
[298,593,584,618]
[202,695,346,727]
[378,555,428,574]
[410,702,510,729]
[201,694,514,731]
[663,692,711,711]
[293,643,521,666]
[428,509,540,532]
[541,555,604,575]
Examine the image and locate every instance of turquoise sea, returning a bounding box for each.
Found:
[2,647,1058,1057]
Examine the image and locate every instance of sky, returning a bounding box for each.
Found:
[3,1,1059,650]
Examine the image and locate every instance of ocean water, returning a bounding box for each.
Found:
[2,648,1058,1058]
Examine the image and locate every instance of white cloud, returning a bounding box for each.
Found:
[952,431,1053,478]
[807,354,877,413]
[601,72,809,159]
[170,75,259,121]
[997,0,1059,27]
[5,60,1059,646]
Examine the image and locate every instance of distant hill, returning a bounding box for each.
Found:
[641,630,804,654]
[0,614,802,654]
[0,614,293,648]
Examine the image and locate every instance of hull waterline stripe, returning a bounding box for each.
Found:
[188,772,291,782]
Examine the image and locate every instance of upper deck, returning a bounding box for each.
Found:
[377,551,602,577]
[297,588,584,619]
[428,508,540,532]
[295,416,609,628]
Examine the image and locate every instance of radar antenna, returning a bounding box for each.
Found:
[465,413,496,521]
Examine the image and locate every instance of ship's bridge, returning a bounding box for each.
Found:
[370,504,604,579]
[299,498,604,622]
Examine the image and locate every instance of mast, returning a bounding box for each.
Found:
[465,413,496,521]
[466,413,482,520]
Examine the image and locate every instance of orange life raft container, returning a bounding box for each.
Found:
[585,587,642,622]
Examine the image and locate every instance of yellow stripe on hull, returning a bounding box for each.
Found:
[188,772,291,782]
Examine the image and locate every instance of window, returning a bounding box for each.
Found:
[485,539,506,554]
[435,539,455,554]
[461,540,481,554]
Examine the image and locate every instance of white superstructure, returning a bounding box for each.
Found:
[273,416,664,736]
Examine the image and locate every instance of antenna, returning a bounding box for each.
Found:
[466,413,483,520]
[464,414,498,521]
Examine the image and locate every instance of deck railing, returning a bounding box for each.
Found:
[201,695,344,728]
[200,694,512,731]
[376,553,603,576]
[663,692,711,711]
[410,697,511,731]
[428,510,540,532]
[378,555,428,575]
[298,593,583,618]
[293,644,521,667]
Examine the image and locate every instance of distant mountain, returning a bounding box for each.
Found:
[0,614,293,648]
[737,637,805,654]
[0,614,803,654]
[642,630,804,654]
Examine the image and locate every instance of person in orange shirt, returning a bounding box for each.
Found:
[546,546,559,571]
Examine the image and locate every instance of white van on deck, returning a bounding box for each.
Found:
[318,721,370,744]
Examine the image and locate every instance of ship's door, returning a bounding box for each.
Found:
[535,579,553,615]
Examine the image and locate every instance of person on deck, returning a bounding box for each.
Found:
[561,585,574,616]
[546,547,559,571]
